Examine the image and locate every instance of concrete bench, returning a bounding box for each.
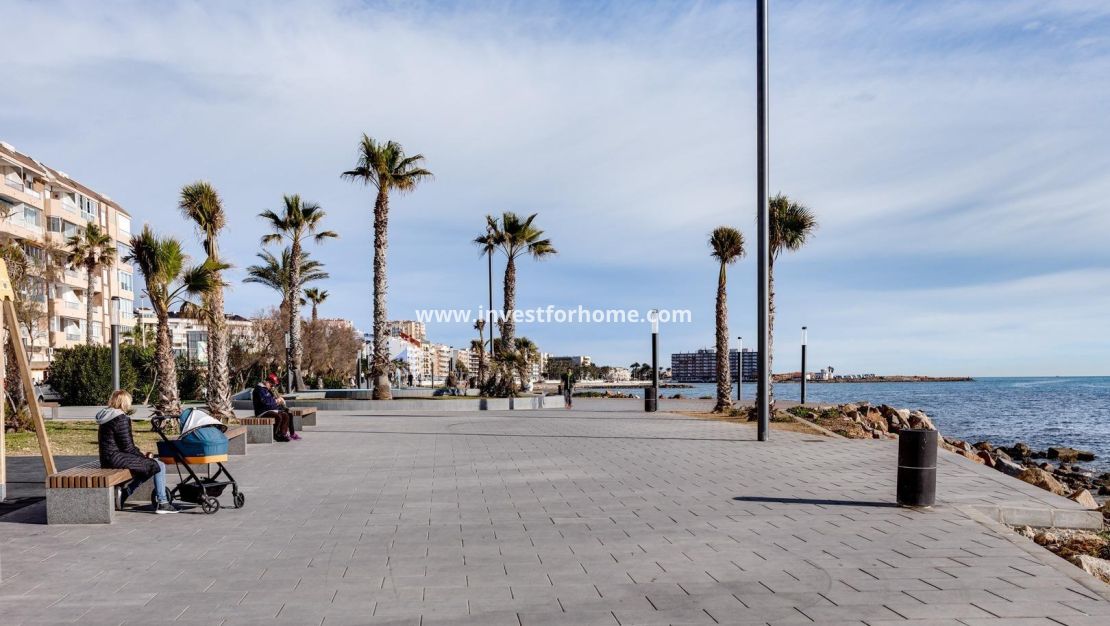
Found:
[240,416,274,444]
[41,401,60,420]
[290,407,316,427]
[226,425,247,455]
[46,463,132,524]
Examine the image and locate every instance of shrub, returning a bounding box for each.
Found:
[176,357,207,402]
[48,345,139,406]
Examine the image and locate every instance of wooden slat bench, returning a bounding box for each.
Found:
[46,462,133,524]
[240,416,274,444]
[290,407,317,427]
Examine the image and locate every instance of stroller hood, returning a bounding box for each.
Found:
[178,408,228,437]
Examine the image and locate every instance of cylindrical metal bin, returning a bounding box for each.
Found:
[644,386,658,412]
[897,429,937,507]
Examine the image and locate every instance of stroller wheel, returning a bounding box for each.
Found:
[233,492,246,509]
[201,496,220,515]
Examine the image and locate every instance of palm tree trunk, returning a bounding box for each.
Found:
[205,283,233,420]
[155,306,181,415]
[289,238,305,391]
[714,263,731,413]
[311,303,318,323]
[767,258,776,412]
[371,186,392,400]
[85,264,95,345]
[502,256,516,348]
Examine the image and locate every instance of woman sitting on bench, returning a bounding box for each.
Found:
[96,390,178,514]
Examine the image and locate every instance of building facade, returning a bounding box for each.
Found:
[134,308,254,364]
[1,141,136,381]
[387,320,426,343]
[670,348,760,383]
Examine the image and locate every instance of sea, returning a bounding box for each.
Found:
[607,377,1110,471]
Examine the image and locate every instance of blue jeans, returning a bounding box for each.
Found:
[124,459,168,503]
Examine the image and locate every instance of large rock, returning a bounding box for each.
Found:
[995,457,1025,477]
[1068,488,1099,510]
[1005,442,1032,459]
[1017,467,1070,496]
[907,410,936,431]
[1075,555,1110,584]
[1047,447,1081,463]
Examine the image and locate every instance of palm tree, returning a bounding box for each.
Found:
[259,195,337,390]
[125,225,220,415]
[243,248,329,309]
[342,134,433,400]
[65,223,115,345]
[473,318,486,384]
[485,213,556,348]
[512,337,539,390]
[709,226,746,413]
[765,194,818,410]
[304,287,328,322]
[178,181,233,420]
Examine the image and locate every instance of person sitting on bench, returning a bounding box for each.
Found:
[96,390,177,514]
[252,373,299,442]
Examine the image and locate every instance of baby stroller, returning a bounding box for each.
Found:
[151,408,245,514]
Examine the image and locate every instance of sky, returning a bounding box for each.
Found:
[3,0,1109,376]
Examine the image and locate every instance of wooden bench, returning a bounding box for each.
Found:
[290,407,317,427]
[240,416,274,444]
[46,462,133,524]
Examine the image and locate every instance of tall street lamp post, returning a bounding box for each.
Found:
[284,333,292,392]
[645,310,659,412]
[736,336,743,402]
[110,296,121,390]
[800,326,808,404]
[755,0,771,441]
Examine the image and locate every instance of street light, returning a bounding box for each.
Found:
[800,326,808,404]
[284,332,292,392]
[755,0,771,442]
[645,310,659,412]
[737,336,743,402]
[110,296,121,390]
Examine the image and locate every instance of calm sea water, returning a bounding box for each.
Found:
[610,377,1110,470]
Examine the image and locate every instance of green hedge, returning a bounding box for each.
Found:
[47,345,140,406]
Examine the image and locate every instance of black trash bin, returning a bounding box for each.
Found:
[897,428,937,507]
[644,386,657,412]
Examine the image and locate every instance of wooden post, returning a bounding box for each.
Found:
[0,260,55,476]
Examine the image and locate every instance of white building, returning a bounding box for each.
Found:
[134,308,254,363]
[605,367,632,382]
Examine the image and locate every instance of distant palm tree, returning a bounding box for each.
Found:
[765,194,818,410]
[513,337,539,390]
[259,195,337,390]
[125,225,220,415]
[304,287,328,322]
[65,223,116,345]
[473,318,486,384]
[709,226,746,413]
[243,248,329,310]
[178,181,233,419]
[342,134,433,400]
[485,213,556,348]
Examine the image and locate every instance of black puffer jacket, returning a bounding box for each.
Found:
[97,409,159,481]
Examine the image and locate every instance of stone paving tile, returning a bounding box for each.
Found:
[2,406,1109,625]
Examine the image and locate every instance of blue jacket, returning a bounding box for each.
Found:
[252,383,280,415]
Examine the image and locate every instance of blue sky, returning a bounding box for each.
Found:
[3,0,1110,376]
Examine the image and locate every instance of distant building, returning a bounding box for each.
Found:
[670,348,760,383]
[605,367,632,382]
[547,355,591,369]
[135,308,254,364]
[387,320,426,343]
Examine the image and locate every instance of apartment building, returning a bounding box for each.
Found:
[387,320,426,343]
[134,308,254,363]
[670,348,760,383]
[0,141,136,381]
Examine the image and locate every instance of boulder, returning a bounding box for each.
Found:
[955,449,986,465]
[1068,489,1099,510]
[995,457,1025,477]
[1016,525,1035,539]
[973,441,993,452]
[1034,531,1058,546]
[1017,467,1070,496]
[907,410,936,431]
[1047,447,1094,463]
[1007,442,1032,459]
[994,449,1013,463]
[1075,555,1110,584]
[976,450,996,467]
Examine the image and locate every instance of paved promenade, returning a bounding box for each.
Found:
[2,405,1109,625]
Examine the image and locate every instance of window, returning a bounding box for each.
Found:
[92,321,102,339]
[48,216,63,232]
[23,205,41,228]
[79,195,98,222]
[116,213,131,235]
[118,270,133,292]
[117,298,134,319]
[117,242,131,260]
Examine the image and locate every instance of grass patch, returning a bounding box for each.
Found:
[5,420,162,457]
